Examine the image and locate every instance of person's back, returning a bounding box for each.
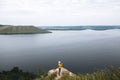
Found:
[58,61,63,76]
[58,63,62,68]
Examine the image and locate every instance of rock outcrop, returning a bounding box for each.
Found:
[48,67,74,80]
[0,25,51,34]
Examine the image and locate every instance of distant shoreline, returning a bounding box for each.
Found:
[0,25,51,34]
[40,26,120,31]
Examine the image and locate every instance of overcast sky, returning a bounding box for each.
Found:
[0,0,120,26]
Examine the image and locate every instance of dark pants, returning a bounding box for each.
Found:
[58,68,61,76]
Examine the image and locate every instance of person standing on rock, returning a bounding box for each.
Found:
[58,61,63,76]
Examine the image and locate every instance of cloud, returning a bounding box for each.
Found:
[0,0,120,25]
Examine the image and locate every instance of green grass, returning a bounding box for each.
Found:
[0,67,120,80]
[36,67,120,80]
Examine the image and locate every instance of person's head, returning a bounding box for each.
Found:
[58,61,61,64]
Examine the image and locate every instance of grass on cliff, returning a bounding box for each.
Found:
[0,67,120,80]
[36,67,120,80]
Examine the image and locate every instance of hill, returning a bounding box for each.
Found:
[0,66,120,80]
[0,25,51,34]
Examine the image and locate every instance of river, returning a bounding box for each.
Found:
[0,30,120,73]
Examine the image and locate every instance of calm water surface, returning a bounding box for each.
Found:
[0,30,120,73]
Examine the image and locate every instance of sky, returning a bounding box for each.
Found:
[0,0,120,26]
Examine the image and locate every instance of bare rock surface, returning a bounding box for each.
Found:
[48,67,74,80]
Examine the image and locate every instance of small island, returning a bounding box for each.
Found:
[0,25,51,34]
